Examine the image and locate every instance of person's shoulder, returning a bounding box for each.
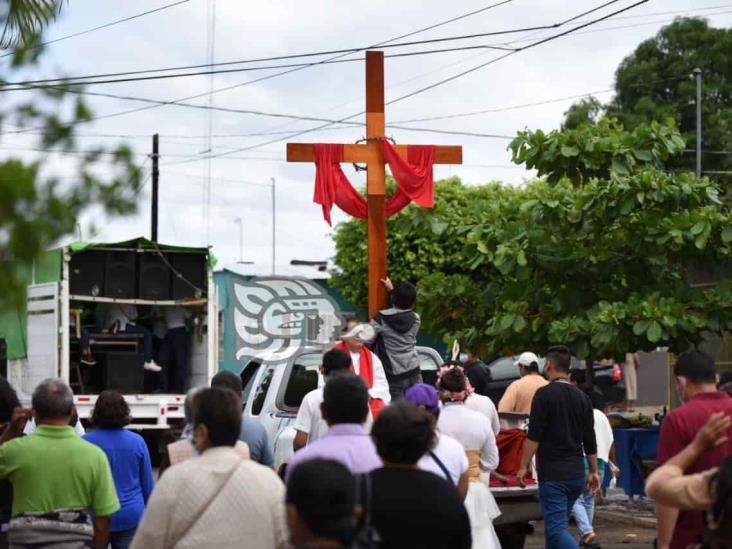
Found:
[241,415,267,434]
[437,433,466,457]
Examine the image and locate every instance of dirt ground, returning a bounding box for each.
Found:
[525,516,656,548]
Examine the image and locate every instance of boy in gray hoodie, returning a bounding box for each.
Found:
[368,278,421,400]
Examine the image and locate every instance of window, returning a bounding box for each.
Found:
[251,366,274,416]
[241,361,262,405]
[488,357,519,381]
[419,350,441,386]
[282,353,322,409]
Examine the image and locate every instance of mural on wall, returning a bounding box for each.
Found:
[231,277,343,364]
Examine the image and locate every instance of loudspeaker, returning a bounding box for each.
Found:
[105,352,144,393]
[171,253,206,300]
[69,251,106,296]
[139,253,171,300]
[105,251,137,299]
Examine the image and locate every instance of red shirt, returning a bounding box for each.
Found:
[657,391,732,549]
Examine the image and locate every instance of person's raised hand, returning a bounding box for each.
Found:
[693,411,731,453]
[610,462,620,478]
[586,471,601,493]
[380,277,394,292]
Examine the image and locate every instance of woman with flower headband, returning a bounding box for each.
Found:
[436,362,501,549]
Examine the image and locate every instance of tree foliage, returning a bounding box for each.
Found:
[563,18,732,180]
[0,1,143,304]
[332,121,732,361]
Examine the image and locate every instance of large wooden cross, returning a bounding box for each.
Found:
[287,51,462,317]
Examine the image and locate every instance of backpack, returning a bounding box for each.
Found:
[352,473,381,549]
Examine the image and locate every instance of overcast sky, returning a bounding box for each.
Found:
[3,0,731,270]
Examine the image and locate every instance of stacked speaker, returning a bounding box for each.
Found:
[69,249,206,300]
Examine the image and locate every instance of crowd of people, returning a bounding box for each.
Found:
[0,276,730,548]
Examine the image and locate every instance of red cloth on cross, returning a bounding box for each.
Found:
[311,141,437,225]
[488,428,536,488]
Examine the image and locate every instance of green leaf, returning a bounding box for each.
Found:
[690,221,706,236]
[721,227,732,244]
[561,145,579,157]
[634,149,653,162]
[513,316,527,332]
[431,220,448,235]
[516,250,527,267]
[499,314,516,331]
[611,157,630,177]
[633,320,650,336]
[647,321,662,343]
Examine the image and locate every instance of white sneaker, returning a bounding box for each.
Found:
[144,360,162,372]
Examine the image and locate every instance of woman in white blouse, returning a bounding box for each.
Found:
[436,363,501,549]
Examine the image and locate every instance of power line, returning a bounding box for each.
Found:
[0,0,191,59]
[193,0,648,162]
[4,1,515,135]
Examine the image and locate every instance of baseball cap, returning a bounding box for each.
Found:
[514,352,540,368]
[340,323,375,341]
[404,383,440,416]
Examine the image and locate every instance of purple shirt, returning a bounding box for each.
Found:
[286,424,381,482]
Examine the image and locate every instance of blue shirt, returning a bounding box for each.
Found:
[239,416,274,467]
[83,428,154,532]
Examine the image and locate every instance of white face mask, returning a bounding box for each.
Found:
[458,353,468,363]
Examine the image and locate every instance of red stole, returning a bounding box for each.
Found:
[335,342,384,418]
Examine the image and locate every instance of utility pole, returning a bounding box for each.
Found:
[271,177,276,275]
[151,133,160,242]
[233,217,243,263]
[694,68,702,178]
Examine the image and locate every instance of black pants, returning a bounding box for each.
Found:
[158,327,191,393]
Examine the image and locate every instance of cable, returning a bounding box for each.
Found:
[191,0,648,162]
[0,0,190,59]
[3,2,515,137]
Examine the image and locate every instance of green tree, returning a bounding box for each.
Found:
[563,18,732,180]
[0,1,143,304]
[332,121,732,365]
[561,97,602,130]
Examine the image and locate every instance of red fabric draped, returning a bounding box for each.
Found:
[380,138,436,208]
[312,141,437,225]
[313,144,367,226]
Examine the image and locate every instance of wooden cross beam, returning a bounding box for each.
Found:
[287,51,462,317]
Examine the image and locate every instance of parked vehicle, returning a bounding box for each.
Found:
[483,356,625,407]
[241,344,443,474]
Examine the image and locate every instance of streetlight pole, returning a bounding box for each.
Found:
[694,68,702,178]
[271,177,276,275]
[151,133,159,241]
[233,217,243,263]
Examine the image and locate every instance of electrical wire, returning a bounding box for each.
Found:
[3,1,515,135]
[0,0,191,59]
[190,0,649,163]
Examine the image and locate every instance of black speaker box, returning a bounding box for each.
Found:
[171,253,206,300]
[69,251,106,296]
[105,251,137,299]
[139,253,171,300]
[105,352,144,393]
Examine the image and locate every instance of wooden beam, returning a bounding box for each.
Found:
[286,143,463,164]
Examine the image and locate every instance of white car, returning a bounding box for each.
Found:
[241,345,443,474]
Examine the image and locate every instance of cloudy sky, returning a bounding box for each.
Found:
[3,0,731,270]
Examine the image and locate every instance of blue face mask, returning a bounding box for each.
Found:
[183,425,201,455]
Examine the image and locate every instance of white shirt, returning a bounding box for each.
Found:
[108,304,138,331]
[165,306,189,330]
[350,350,391,404]
[465,393,500,437]
[418,432,469,485]
[293,387,373,445]
[438,403,499,472]
[24,417,85,436]
[593,409,614,464]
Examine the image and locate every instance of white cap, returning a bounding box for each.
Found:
[341,323,375,342]
[514,352,540,368]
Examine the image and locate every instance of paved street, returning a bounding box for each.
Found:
[526,517,656,548]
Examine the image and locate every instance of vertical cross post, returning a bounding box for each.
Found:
[366,51,388,318]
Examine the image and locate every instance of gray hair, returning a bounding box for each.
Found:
[32,378,74,419]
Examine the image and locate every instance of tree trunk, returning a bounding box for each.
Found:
[585,357,595,387]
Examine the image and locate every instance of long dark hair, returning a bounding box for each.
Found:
[0,376,20,424]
